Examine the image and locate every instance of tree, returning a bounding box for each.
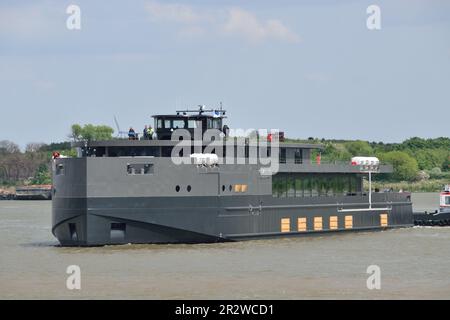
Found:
[380,151,419,181]
[0,140,20,154]
[401,137,427,151]
[31,164,51,185]
[430,167,441,175]
[413,149,449,170]
[400,137,450,151]
[322,142,351,162]
[443,156,450,172]
[345,140,373,156]
[70,124,83,141]
[25,143,46,154]
[70,124,114,141]
[38,142,72,152]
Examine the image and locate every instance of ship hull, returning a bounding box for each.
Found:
[51,157,413,246]
[52,194,413,246]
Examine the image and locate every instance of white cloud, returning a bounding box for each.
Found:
[264,19,301,43]
[222,8,300,44]
[144,1,300,44]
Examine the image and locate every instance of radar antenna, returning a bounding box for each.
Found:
[176,104,227,117]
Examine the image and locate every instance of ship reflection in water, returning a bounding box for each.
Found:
[0,195,449,299]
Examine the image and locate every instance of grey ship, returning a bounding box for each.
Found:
[52,107,413,246]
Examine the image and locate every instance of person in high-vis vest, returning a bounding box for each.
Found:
[147,125,154,140]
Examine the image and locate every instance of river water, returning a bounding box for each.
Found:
[0,193,449,299]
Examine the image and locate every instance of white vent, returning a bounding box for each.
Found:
[190,153,219,166]
[351,156,379,166]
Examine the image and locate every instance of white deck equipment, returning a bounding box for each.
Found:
[190,153,219,166]
[339,156,391,213]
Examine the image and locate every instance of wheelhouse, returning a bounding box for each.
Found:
[440,185,450,212]
[153,107,226,140]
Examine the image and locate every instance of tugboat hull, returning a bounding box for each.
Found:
[413,211,450,226]
[414,186,450,226]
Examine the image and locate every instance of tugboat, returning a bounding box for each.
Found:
[51,106,413,246]
[414,185,450,226]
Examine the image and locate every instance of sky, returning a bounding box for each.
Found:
[1,0,449,148]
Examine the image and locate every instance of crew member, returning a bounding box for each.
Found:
[143,125,149,140]
[147,125,154,140]
[128,127,136,140]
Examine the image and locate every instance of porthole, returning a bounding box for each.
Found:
[187,185,192,192]
[175,185,180,192]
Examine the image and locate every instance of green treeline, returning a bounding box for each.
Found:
[289,137,450,186]
[70,124,114,141]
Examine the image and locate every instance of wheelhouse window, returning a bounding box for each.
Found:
[205,118,222,129]
[188,120,198,128]
[172,119,185,129]
[445,196,450,205]
[212,118,222,129]
[159,118,187,129]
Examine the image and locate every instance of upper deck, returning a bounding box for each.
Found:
[69,106,393,174]
[70,139,392,174]
[72,138,322,162]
